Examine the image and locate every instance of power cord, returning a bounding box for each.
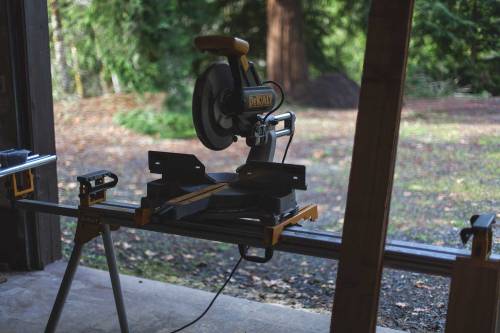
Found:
[281,132,294,164]
[261,80,293,163]
[167,256,243,333]
[262,80,285,121]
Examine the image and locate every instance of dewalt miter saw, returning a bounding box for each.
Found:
[139,36,317,262]
[0,36,319,333]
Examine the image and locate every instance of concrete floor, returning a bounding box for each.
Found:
[0,261,404,333]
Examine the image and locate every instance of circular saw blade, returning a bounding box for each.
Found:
[192,62,235,151]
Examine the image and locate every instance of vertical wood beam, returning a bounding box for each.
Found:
[445,258,500,333]
[0,0,60,270]
[0,0,24,270]
[331,1,415,332]
[22,0,61,269]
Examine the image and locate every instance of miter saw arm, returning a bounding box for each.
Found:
[246,111,295,162]
[193,36,289,152]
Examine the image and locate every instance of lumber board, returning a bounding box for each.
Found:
[331,0,416,332]
[0,0,60,270]
[445,257,500,333]
[20,0,61,268]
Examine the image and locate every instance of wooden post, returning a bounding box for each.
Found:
[446,214,500,333]
[445,258,500,333]
[331,0,415,332]
[0,0,60,270]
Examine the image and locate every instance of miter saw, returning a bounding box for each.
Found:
[138,36,317,261]
[0,36,318,333]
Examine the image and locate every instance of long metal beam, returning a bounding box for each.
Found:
[0,154,57,178]
[16,199,494,277]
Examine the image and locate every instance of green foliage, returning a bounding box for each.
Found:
[303,0,369,81]
[410,0,500,95]
[49,0,500,101]
[404,73,458,98]
[206,0,267,73]
[55,0,220,98]
[115,107,196,139]
[212,0,369,81]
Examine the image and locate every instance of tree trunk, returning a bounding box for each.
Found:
[70,44,84,97]
[266,0,308,99]
[49,0,72,94]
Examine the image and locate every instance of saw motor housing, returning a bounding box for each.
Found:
[192,36,287,153]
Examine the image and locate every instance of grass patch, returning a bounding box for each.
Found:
[406,176,498,202]
[399,120,463,143]
[477,135,500,146]
[115,106,196,139]
[485,151,500,164]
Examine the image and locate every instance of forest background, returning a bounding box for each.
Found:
[48,0,499,108]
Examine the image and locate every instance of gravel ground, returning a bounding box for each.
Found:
[54,94,499,332]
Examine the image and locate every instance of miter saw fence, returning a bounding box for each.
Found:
[138,36,317,262]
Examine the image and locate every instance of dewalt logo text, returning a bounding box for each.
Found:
[248,94,273,109]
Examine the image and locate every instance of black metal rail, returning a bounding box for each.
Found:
[0,153,57,177]
[16,199,497,277]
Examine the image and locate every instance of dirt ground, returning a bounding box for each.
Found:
[54,94,499,332]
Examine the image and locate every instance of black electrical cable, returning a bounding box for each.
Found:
[262,80,285,122]
[167,256,243,333]
[281,132,294,164]
[260,80,293,163]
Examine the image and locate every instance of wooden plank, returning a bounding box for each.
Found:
[0,0,60,270]
[167,183,227,204]
[0,0,24,269]
[267,204,318,245]
[445,257,500,333]
[0,0,37,270]
[331,1,415,332]
[21,0,60,268]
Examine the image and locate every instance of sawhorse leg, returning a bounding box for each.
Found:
[102,224,129,333]
[45,223,129,333]
[44,242,83,333]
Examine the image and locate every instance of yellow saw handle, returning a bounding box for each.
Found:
[194,35,250,71]
[194,35,249,56]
